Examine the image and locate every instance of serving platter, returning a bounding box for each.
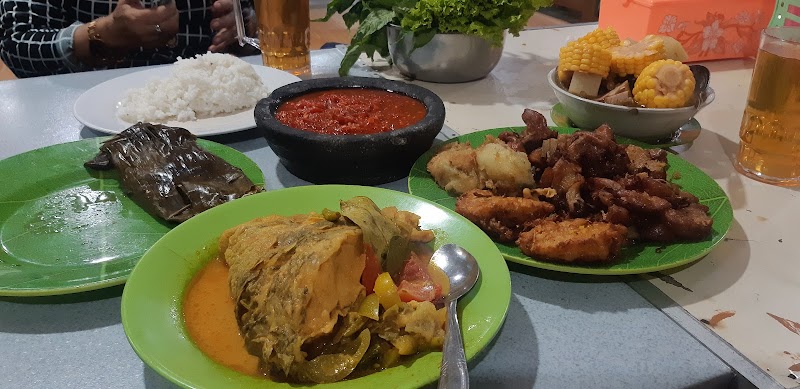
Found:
[0,138,263,296]
[73,65,301,136]
[408,126,733,275]
[121,185,511,388]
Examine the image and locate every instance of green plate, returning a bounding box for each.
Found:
[550,103,703,147]
[408,127,733,275]
[0,138,263,296]
[121,185,511,389]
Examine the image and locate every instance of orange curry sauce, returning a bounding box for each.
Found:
[183,258,260,376]
[275,89,427,135]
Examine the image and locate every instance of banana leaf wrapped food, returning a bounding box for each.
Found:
[84,122,260,222]
[218,197,446,383]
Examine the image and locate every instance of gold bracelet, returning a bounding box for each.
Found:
[87,20,125,65]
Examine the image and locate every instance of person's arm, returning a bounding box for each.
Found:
[0,0,84,77]
[1,0,179,78]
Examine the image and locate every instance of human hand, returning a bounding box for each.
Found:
[99,0,179,50]
[209,0,238,52]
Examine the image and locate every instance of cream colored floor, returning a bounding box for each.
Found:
[0,10,568,81]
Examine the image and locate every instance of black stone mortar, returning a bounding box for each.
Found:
[255,77,445,185]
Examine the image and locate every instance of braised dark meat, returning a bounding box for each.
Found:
[595,81,637,107]
[455,189,555,242]
[520,109,558,151]
[637,220,677,242]
[565,125,630,178]
[615,190,672,214]
[663,203,713,240]
[603,205,631,225]
[625,145,668,179]
[550,158,586,216]
[85,122,260,222]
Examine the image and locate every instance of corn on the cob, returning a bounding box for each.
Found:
[610,35,667,77]
[575,27,621,49]
[558,42,612,97]
[633,59,696,108]
[559,41,612,76]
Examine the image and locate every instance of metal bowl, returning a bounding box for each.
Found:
[255,77,445,185]
[387,25,504,83]
[547,68,715,143]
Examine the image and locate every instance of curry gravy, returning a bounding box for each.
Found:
[183,258,260,376]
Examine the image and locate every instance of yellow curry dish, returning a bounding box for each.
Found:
[183,196,450,383]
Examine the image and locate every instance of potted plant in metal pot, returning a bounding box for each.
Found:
[320,0,553,83]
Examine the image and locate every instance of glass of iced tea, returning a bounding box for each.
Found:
[736,27,800,186]
[254,0,310,76]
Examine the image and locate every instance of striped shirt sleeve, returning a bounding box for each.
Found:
[0,0,79,77]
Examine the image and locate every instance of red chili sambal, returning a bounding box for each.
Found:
[275,88,427,135]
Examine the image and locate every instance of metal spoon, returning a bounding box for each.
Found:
[431,244,481,389]
[689,64,711,108]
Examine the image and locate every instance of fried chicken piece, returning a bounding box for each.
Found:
[427,142,481,195]
[517,218,628,263]
[456,189,555,242]
[663,203,713,241]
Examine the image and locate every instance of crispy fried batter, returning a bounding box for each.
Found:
[517,218,628,263]
[456,189,555,242]
[427,138,534,196]
[426,142,481,195]
[475,138,535,195]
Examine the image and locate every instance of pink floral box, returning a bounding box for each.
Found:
[598,0,775,62]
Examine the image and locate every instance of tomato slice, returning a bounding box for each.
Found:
[399,251,430,282]
[398,279,442,303]
[361,245,381,294]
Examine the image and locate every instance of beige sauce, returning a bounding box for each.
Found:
[183,258,260,376]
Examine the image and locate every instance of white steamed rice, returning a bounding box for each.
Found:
[117,53,268,123]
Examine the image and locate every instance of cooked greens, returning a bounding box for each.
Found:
[218,198,444,383]
[340,196,411,277]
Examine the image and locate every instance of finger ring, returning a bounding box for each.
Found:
[155,24,162,33]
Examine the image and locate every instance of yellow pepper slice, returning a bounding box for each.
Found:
[374,272,402,309]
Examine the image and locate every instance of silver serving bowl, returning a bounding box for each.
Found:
[547,68,715,143]
[387,25,504,83]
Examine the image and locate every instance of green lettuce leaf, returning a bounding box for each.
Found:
[327,0,552,75]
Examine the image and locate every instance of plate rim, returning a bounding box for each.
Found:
[121,184,512,388]
[0,137,264,297]
[408,126,733,276]
[73,64,301,136]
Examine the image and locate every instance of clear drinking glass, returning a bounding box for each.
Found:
[254,0,311,76]
[736,27,800,186]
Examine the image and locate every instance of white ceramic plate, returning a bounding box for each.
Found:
[73,64,301,136]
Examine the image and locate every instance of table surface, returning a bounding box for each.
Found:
[0,24,794,389]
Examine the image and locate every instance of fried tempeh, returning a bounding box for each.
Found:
[456,189,555,243]
[517,218,628,263]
